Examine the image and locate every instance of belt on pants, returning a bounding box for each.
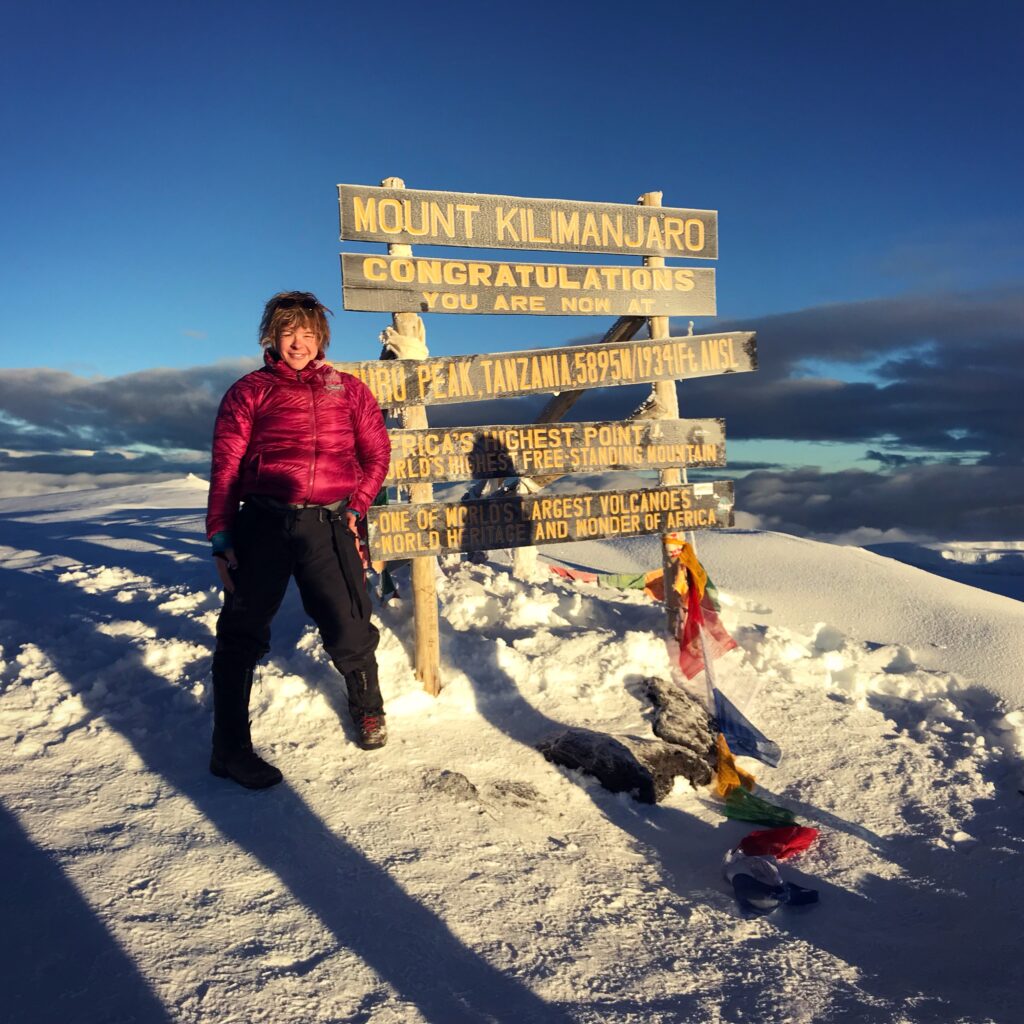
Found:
[245,494,350,520]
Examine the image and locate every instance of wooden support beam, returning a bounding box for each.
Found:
[640,190,685,634]
[381,176,441,696]
[533,316,646,424]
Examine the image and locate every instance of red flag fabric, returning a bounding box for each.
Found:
[738,826,819,860]
[676,569,737,680]
[549,564,598,584]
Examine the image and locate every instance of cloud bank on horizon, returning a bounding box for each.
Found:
[1,285,1021,541]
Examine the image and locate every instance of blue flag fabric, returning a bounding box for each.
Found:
[714,688,782,768]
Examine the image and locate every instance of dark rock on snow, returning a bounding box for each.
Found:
[537,728,712,804]
[536,679,715,803]
[645,677,717,760]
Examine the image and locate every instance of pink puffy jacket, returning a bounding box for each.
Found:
[206,353,391,538]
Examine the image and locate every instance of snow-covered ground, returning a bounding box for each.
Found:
[2,476,1023,1024]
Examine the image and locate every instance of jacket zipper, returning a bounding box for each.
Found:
[305,376,317,503]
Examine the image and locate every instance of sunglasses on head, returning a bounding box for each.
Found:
[274,294,321,311]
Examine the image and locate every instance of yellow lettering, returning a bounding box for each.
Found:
[555,210,579,245]
[623,216,644,248]
[442,262,468,286]
[652,267,673,291]
[513,265,534,287]
[494,264,517,288]
[535,265,557,288]
[722,337,739,368]
[581,213,601,246]
[468,263,492,287]
[663,217,684,252]
[674,269,695,292]
[417,260,442,285]
[525,208,551,243]
[495,206,519,242]
[353,197,376,233]
[557,266,580,290]
[378,198,403,234]
[391,259,414,283]
[363,257,387,282]
[403,199,429,237]
[601,214,623,249]
[455,204,480,238]
[599,267,621,289]
[430,203,455,238]
[685,219,705,252]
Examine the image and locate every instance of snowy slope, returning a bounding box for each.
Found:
[2,477,1023,1024]
[546,530,1024,707]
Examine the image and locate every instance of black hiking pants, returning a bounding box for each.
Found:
[212,499,383,753]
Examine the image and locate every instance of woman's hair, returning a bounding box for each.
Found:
[258,291,334,355]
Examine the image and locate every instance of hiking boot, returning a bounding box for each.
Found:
[353,711,388,750]
[210,745,283,789]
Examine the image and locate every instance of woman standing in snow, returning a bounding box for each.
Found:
[205,291,391,789]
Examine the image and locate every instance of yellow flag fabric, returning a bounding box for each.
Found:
[664,535,708,601]
[714,732,757,798]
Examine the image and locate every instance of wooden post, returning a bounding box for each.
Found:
[381,176,441,695]
[640,190,686,634]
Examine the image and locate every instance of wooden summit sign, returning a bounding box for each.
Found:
[367,482,735,560]
[341,254,716,317]
[339,184,718,259]
[385,419,726,486]
[335,174,754,697]
[335,331,755,407]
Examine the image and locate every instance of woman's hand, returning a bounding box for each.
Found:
[215,550,238,594]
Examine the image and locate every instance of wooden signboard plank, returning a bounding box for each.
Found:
[332,331,756,408]
[338,184,718,259]
[534,315,645,425]
[385,418,726,486]
[366,481,734,561]
[340,254,716,317]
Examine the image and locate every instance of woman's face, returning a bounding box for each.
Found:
[277,325,320,371]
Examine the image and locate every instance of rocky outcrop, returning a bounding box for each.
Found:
[537,727,711,804]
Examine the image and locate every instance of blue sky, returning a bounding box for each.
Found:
[1,0,1022,537]
[3,0,1021,371]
